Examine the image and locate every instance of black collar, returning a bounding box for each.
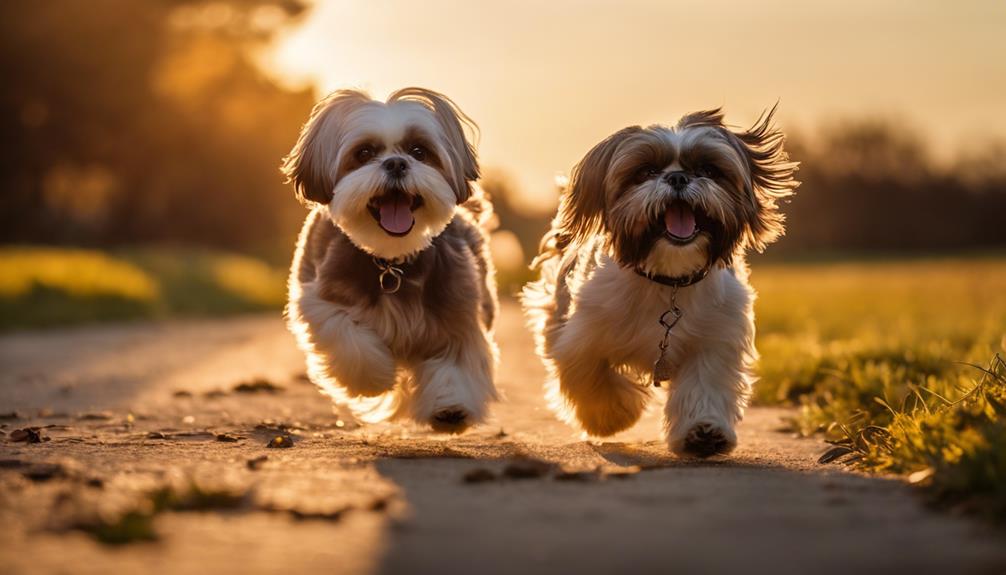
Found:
[633,265,710,288]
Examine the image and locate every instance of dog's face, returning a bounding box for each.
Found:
[283,88,479,260]
[559,108,798,278]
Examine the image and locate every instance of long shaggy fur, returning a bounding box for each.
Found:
[284,88,498,433]
[524,107,798,456]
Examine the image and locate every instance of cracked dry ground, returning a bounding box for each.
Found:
[1,302,1005,575]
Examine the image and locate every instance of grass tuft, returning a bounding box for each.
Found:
[821,355,1006,519]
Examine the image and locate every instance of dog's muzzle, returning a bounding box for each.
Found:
[368,188,423,237]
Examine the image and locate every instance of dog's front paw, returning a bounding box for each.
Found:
[412,359,492,434]
[669,421,737,458]
[430,405,471,434]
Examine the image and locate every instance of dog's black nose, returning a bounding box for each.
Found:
[382,156,408,178]
[666,171,690,191]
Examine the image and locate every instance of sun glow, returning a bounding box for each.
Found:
[263,0,1006,213]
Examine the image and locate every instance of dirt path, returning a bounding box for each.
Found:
[1,302,1004,575]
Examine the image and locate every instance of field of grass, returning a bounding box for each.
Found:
[752,256,1006,518]
[0,246,286,330]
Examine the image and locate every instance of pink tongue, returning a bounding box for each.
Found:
[378,196,415,234]
[665,203,697,238]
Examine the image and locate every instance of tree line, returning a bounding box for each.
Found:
[2,1,1003,261]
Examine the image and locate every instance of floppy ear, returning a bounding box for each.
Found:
[558,126,642,246]
[683,105,799,252]
[389,87,480,203]
[732,105,800,251]
[281,90,371,205]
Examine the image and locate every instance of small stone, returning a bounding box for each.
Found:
[146,432,168,439]
[233,378,284,394]
[215,433,240,443]
[23,463,65,482]
[246,455,268,470]
[501,457,554,480]
[182,416,195,425]
[172,390,193,398]
[554,469,599,482]
[9,428,42,443]
[78,412,113,421]
[288,507,346,521]
[266,435,294,449]
[463,468,496,484]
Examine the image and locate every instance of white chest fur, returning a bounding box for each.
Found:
[559,256,750,380]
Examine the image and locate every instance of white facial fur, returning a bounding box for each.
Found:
[325,103,459,259]
[283,89,480,261]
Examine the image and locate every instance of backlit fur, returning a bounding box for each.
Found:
[284,88,498,432]
[523,107,798,456]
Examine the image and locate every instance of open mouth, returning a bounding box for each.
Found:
[664,200,703,244]
[368,189,423,237]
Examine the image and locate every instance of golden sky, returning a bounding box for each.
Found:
[267,0,1006,211]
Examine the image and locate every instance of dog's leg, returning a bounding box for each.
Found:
[412,329,497,433]
[548,318,650,436]
[664,335,754,458]
[289,287,397,398]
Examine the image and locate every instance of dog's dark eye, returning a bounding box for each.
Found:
[408,144,428,162]
[696,164,721,179]
[635,165,662,182]
[355,145,376,163]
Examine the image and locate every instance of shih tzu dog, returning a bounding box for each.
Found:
[283,88,498,433]
[523,108,798,457]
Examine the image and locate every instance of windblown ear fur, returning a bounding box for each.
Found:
[558,126,643,246]
[680,105,800,252]
[281,89,372,205]
[389,87,481,203]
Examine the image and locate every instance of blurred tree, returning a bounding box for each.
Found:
[777,120,1006,255]
[0,0,314,254]
[0,2,1003,259]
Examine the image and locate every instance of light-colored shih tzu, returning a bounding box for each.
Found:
[523,108,798,457]
[283,88,498,433]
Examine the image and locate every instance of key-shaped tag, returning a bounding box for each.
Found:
[652,306,682,386]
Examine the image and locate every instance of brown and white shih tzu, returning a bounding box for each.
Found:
[283,88,498,433]
[523,108,798,456]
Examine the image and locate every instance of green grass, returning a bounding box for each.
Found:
[820,355,1006,518]
[752,256,1006,518]
[0,245,287,330]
